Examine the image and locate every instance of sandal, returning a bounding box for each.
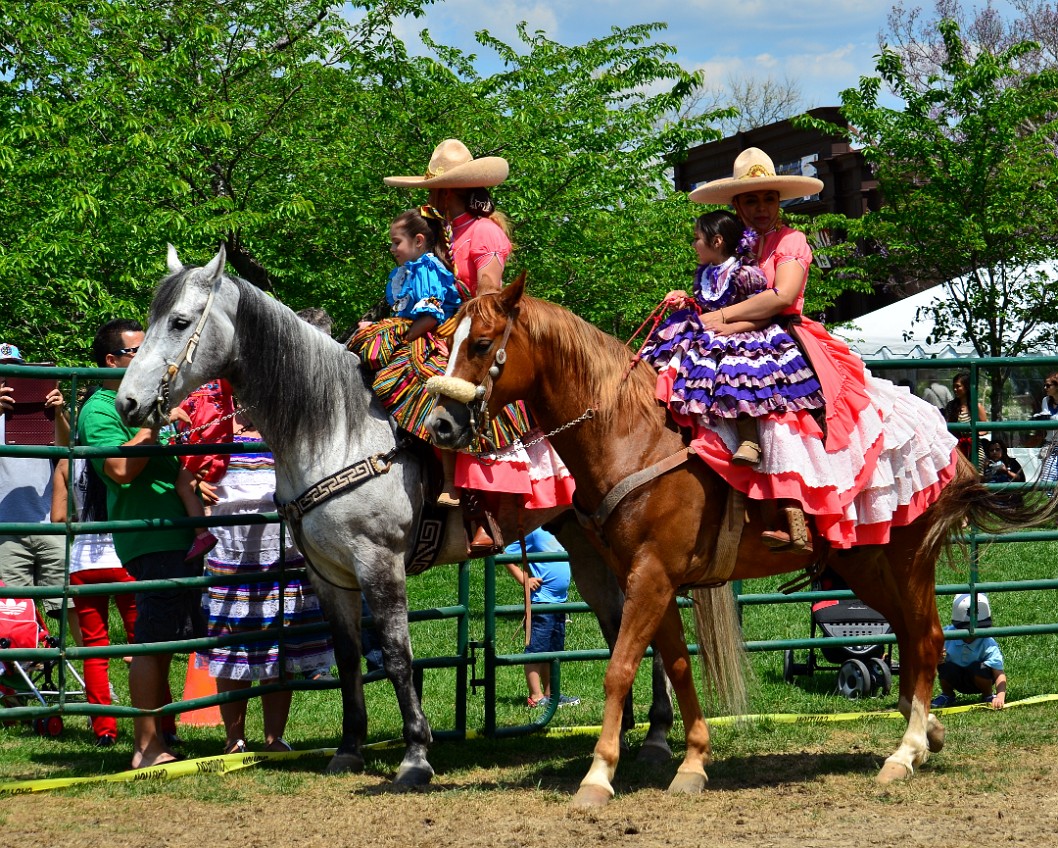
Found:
[223,739,248,755]
[266,737,293,752]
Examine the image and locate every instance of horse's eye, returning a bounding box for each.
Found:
[473,338,493,356]
[171,317,191,331]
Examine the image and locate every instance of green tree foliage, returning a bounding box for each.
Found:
[1,1,730,361]
[801,18,1058,415]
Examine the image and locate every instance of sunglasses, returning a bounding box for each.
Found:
[109,345,140,357]
[1045,382,1057,388]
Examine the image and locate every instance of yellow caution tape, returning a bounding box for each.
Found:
[0,736,405,796]
[541,693,1058,737]
[2,694,1055,795]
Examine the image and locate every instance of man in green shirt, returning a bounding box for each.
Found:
[78,318,202,770]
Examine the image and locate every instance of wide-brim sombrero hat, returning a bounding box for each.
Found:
[383,139,509,189]
[689,147,823,204]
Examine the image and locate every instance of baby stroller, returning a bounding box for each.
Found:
[0,581,86,736]
[781,567,897,699]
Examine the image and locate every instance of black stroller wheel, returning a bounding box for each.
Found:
[836,659,872,699]
[868,657,892,696]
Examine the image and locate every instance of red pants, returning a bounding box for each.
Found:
[71,568,137,739]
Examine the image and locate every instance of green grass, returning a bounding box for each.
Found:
[2,538,1056,788]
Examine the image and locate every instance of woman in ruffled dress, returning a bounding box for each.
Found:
[673,148,958,551]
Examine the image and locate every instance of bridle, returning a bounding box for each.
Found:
[428,305,520,444]
[154,273,224,420]
[467,305,519,439]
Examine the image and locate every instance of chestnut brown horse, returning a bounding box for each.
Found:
[425,275,1056,808]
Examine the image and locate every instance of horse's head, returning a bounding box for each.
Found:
[425,274,534,450]
[116,244,238,428]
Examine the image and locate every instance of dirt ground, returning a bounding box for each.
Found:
[4,735,1057,847]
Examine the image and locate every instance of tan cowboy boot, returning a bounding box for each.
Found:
[732,417,761,466]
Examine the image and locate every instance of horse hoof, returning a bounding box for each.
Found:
[636,740,673,765]
[877,760,912,784]
[927,722,946,754]
[326,752,365,774]
[572,784,613,808]
[667,770,707,795]
[393,764,434,787]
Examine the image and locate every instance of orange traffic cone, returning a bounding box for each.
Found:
[179,653,223,726]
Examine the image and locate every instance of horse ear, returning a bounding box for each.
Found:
[498,272,526,315]
[166,244,183,274]
[202,244,227,283]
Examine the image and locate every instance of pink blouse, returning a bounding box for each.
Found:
[450,213,511,297]
[756,226,812,316]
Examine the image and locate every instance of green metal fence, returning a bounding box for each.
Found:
[3,356,1058,738]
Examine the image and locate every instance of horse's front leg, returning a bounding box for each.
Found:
[555,520,673,761]
[573,563,678,808]
[361,559,434,787]
[310,580,369,774]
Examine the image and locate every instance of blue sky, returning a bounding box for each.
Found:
[394,1,901,110]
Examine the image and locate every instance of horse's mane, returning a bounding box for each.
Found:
[469,294,660,432]
[151,270,369,455]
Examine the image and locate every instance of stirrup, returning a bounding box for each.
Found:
[760,507,813,554]
[468,523,500,556]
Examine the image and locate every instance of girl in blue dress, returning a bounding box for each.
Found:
[351,208,462,502]
[640,210,824,467]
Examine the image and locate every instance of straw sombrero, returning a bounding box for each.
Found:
[689,147,823,204]
[383,139,509,189]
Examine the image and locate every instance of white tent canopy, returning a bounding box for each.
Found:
[832,285,975,360]
[833,261,1058,360]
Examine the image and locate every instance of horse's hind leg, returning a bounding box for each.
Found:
[310,581,369,774]
[651,598,711,795]
[833,542,945,782]
[555,521,674,761]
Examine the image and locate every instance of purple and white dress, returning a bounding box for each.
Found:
[200,437,334,681]
[640,254,824,420]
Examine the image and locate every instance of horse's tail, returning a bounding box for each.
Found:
[691,585,748,718]
[920,453,1058,566]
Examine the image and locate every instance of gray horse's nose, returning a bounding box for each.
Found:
[114,393,140,426]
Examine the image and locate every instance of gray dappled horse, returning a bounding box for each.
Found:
[115,245,674,786]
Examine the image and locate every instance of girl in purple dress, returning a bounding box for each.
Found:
[640,210,824,466]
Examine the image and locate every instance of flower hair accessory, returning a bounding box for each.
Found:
[736,229,759,262]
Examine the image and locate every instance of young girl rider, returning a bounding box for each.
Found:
[641,209,824,467]
[351,208,462,504]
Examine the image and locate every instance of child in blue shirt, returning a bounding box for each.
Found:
[504,528,580,709]
[931,592,1007,710]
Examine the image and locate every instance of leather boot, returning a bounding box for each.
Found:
[732,417,761,466]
